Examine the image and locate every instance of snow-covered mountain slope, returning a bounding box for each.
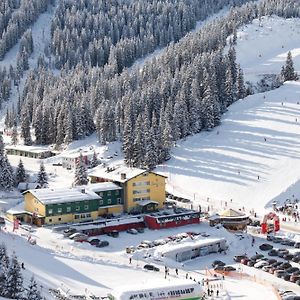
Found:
[233,16,300,83]
[158,81,300,212]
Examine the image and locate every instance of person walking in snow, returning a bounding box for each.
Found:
[175,268,178,276]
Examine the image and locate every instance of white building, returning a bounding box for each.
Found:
[61,151,94,169]
[160,237,227,262]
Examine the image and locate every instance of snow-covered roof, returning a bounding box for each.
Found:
[18,182,41,190]
[5,145,52,154]
[136,200,158,206]
[6,201,26,215]
[161,237,226,255]
[86,182,122,192]
[89,166,166,183]
[25,187,101,205]
[217,208,248,219]
[60,151,94,159]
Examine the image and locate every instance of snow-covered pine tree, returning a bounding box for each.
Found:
[11,125,18,145]
[15,159,27,186]
[4,254,23,299]
[37,162,48,188]
[20,105,32,145]
[0,243,9,297]
[74,153,89,186]
[90,151,98,168]
[26,276,43,300]
[281,51,299,82]
[0,155,14,191]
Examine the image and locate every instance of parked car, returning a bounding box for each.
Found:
[96,240,109,248]
[254,261,268,269]
[274,270,286,277]
[233,255,248,262]
[247,260,256,267]
[281,262,292,270]
[259,243,273,251]
[281,239,295,246]
[289,274,300,283]
[63,228,77,237]
[286,267,299,274]
[89,239,100,246]
[250,254,264,261]
[295,242,300,249]
[212,260,226,268]
[273,237,283,243]
[137,228,144,233]
[107,230,119,238]
[292,256,300,263]
[283,254,294,261]
[268,249,278,256]
[143,264,160,272]
[240,258,249,265]
[127,228,138,235]
[69,233,89,242]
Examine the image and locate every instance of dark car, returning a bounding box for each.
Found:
[107,230,119,238]
[281,262,292,269]
[234,255,248,262]
[266,235,274,241]
[137,228,144,233]
[283,254,294,261]
[273,237,283,243]
[250,254,264,261]
[96,241,109,248]
[224,266,236,271]
[292,256,300,263]
[212,260,226,268]
[89,239,100,246]
[259,243,273,251]
[268,249,278,256]
[143,264,160,272]
[286,267,299,274]
[295,242,300,249]
[247,260,256,267]
[267,259,277,264]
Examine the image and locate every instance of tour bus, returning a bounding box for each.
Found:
[107,281,204,300]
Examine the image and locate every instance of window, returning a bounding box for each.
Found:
[107,191,111,196]
[133,189,150,195]
[74,215,80,219]
[48,209,53,215]
[57,208,62,213]
[49,219,52,222]
[66,207,71,213]
[99,192,103,196]
[115,190,119,195]
[117,198,122,204]
[107,199,111,205]
[58,218,61,221]
[34,208,39,212]
[99,200,103,205]
[84,205,89,210]
[132,181,150,187]
[76,206,80,211]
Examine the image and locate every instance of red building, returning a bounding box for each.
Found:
[144,211,201,230]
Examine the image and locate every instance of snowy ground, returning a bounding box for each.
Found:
[233,16,300,83]
[0,220,289,299]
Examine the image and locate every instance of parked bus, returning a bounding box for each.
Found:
[107,280,204,300]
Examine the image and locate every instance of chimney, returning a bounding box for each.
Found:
[121,173,126,180]
[81,188,85,194]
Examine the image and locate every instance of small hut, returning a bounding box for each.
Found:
[209,208,249,231]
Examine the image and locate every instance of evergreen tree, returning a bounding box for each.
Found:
[90,151,98,168]
[4,254,23,299]
[0,244,9,297]
[37,162,48,188]
[0,155,14,191]
[281,51,299,82]
[26,276,43,300]
[74,153,88,186]
[11,125,18,145]
[15,159,27,186]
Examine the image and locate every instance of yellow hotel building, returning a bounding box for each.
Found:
[89,167,167,213]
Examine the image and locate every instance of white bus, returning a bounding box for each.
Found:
[107,280,204,300]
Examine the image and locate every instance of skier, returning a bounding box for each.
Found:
[175,268,178,276]
[129,257,132,264]
[21,262,25,269]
